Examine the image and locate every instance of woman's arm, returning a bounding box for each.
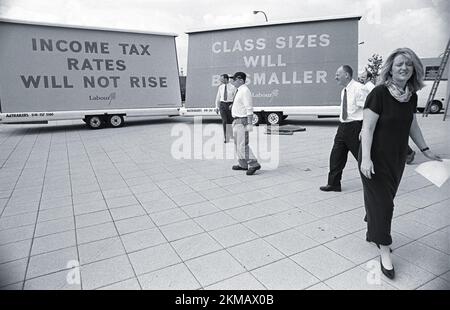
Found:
[360,108,379,179]
[409,114,441,161]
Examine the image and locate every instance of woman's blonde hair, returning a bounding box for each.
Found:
[378,47,425,92]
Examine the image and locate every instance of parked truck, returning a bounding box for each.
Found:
[0,19,181,129]
[181,15,361,125]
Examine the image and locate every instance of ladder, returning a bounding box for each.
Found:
[423,38,450,117]
[444,81,450,121]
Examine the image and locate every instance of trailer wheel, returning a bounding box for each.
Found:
[86,116,104,129]
[428,100,442,114]
[266,112,282,125]
[108,115,124,128]
[252,113,263,126]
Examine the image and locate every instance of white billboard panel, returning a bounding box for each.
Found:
[0,21,181,113]
[186,17,359,109]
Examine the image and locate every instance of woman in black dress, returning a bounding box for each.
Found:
[359,48,441,279]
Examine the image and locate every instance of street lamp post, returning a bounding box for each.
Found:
[253,10,268,22]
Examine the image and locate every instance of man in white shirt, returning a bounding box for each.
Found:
[215,74,236,143]
[230,72,261,176]
[358,69,375,95]
[320,65,365,192]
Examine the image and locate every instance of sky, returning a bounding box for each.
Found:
[0,0,449,74]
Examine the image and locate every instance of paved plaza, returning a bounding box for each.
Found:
[0,114,449,290]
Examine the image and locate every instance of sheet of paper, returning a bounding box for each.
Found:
[415,159,450,187]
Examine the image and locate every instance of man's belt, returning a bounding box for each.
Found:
[341,120,363,124]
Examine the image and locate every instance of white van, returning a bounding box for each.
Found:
[417,80,448,114]
[416,57,449,114]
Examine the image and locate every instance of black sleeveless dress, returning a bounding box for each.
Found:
[358,84,417,246]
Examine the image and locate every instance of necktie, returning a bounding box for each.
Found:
[232,88,238,102]
[342,88,348,121]
[224,84,228,101]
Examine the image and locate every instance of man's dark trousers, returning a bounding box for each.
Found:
[327,121,362,186]
[219,101,233,141]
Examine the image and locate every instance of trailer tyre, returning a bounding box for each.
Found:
[428,100,442,114]
[87,116,104,129]
[252,113,263,126]
[266,112,282,125]
[108,115,124,128]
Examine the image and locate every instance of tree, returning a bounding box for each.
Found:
[366,53,383,84]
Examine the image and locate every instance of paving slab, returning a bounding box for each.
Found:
[185,250,246,287]
[138,263,200,290]
[251,258,320,290]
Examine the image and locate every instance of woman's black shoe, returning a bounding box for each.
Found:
[380,257,395,279]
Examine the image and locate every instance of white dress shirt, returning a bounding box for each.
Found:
[231,84,253,118]
[215,83,236,108]
[364,81,375,92]
[340,79,365,123]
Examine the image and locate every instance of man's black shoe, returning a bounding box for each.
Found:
[319,184,341,192]
[246,164,261,175]
[232,165,247,171]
